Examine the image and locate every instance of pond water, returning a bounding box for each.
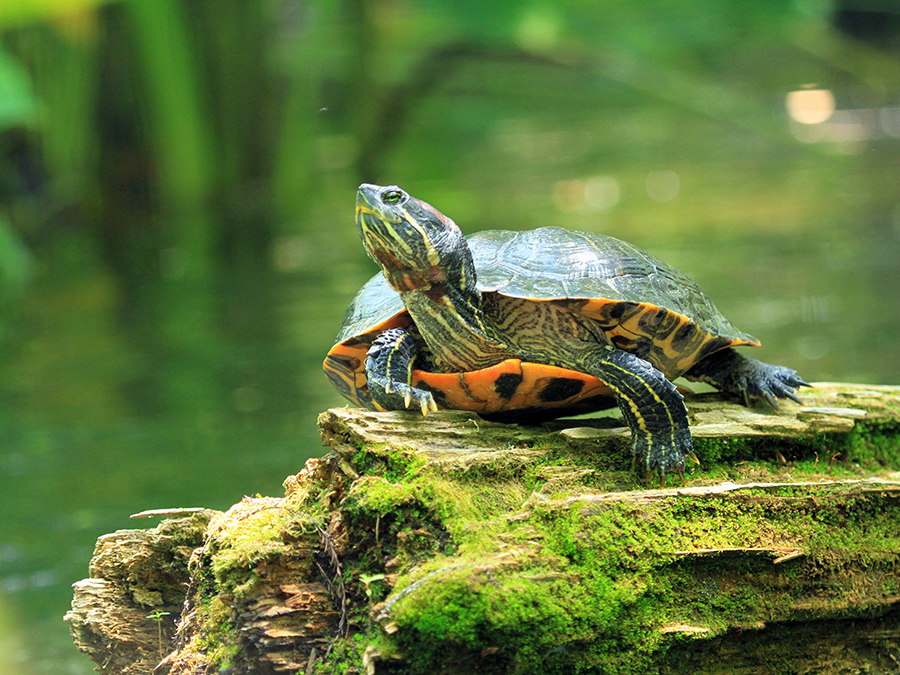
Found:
[2,5,900,670]
[1,188,898,673]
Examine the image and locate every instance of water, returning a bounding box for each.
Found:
[0,191,898,673]
[0,237,353,673]
[2,5,900,670]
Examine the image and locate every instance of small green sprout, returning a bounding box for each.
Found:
[146,609,172,662]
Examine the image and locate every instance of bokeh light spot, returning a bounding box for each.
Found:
[553,176,620,213]
[786,89,835,125]
[645,170,680,202]
[584,176,620,211]
[516,6,562,53]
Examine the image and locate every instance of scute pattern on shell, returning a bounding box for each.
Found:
[471,227,754,344]
[326,226,759,414]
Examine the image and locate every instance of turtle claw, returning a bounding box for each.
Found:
[369,376,438,416]
[784,389,805,405]
[688,350,810,412]
[748,366,810,412]
[402,387,438,415]
[391,382,437,416]
[634,425,694,486]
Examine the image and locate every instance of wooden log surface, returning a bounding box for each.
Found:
[66,383,900,675]
[319,381,897,455]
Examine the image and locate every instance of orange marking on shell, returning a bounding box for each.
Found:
[323,313,412,408]
[579,298,759,377]
[414,359,611,414]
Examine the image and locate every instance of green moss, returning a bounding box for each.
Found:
[205,497,308,597]
[424,474,528,539]
[174,396,900,674]
[369,477,900,674]
[690,419,900,476]
[382,502,661,672]
[692,435,756,463]
[347,475,424,514]
[193,596,241,670]
[351,443,427,482]
[841,420,900,468]
[313,632,380,674]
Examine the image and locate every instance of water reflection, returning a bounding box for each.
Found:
[0,239,351,672]
[3,188,900,673]
[1,3,899,673]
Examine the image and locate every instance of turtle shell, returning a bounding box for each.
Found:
[324,227,759,417]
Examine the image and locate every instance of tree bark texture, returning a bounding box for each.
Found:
[66,383,900,674]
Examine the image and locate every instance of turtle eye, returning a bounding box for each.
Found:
[382,189,403,205]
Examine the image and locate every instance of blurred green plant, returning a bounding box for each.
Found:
[124,0,215,275]
[0,210,33,287]
[0,0,898,296]
[0,46,36,287]
[0,46,35,126]
[0,0,114,30]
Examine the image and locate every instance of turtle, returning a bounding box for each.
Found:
[324,183,809,479]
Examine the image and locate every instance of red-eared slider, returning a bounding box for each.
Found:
[324,184,808,479]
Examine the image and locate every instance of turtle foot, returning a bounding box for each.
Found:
[734,362,809,412]
[367,371,438,415]
[632,425,695,486]
[364,328,439,415]
[686,348,810,413]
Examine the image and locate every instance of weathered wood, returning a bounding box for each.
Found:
[65,512,215,675]
[66,383,900,675]
[320,381,900,458]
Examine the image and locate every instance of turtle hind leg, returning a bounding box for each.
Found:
[684,347,810,412]
[365,327,438,415]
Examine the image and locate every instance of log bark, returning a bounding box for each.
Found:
[65,383,900,674]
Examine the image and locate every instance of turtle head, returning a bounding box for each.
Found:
[356,183,476,295]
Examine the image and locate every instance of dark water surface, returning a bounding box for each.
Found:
[0,237,352,672]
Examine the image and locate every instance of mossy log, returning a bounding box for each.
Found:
[66,383,900,674]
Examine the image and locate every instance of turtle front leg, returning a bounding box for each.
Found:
[365,327,439,415]
[684,348,810,412]
[585,347,696,482]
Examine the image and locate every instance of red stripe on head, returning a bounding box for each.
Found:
[414,199,460,231]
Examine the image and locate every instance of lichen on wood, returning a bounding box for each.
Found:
[66,383,900,674]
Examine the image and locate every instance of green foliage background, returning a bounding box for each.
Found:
[0,0,899,672]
